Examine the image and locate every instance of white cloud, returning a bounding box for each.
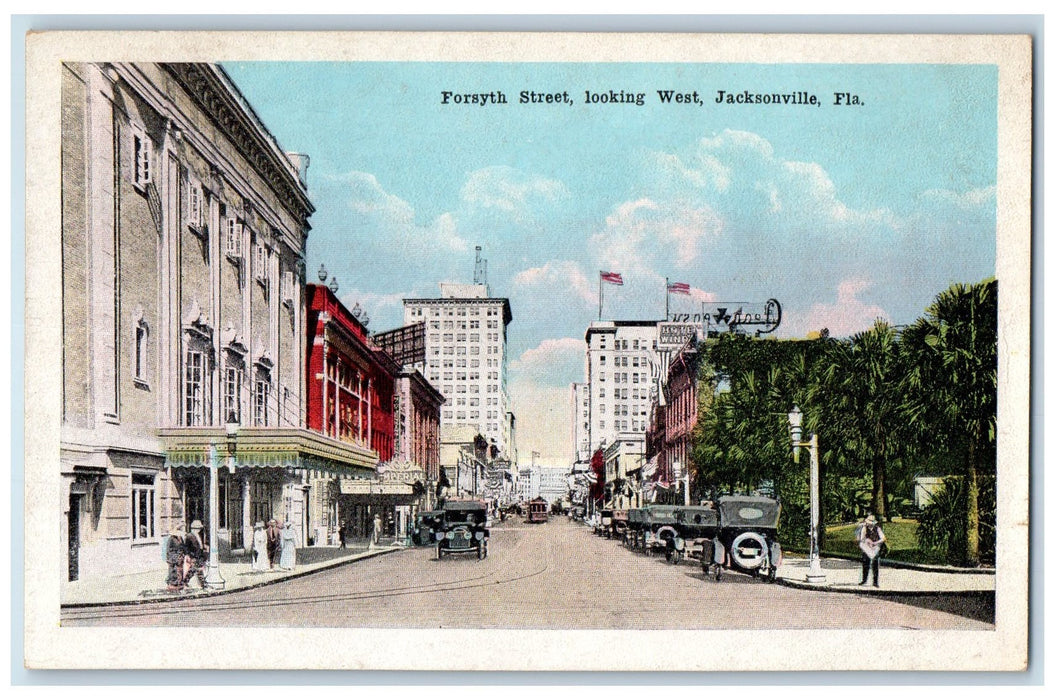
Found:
[590,198,723,274]
[330,170,470,256]
[798,278,890,339]
[460,166,570,224]
[508,337,586,387]
[513,260,596,304]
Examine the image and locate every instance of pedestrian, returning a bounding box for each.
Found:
[266,519,280,568]
[372,512,382,546]
[251,521,269,572]
[280,520,297,570]
[856,514,887,587]
[183,520,208,589]
[165,525,186,592]
[338,522,347,549]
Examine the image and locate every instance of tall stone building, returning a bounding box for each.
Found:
[582,320,662,455]
[403,283,513,459]
[59,62,370,585]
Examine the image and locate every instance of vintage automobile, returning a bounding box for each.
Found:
[526,497,549,523]
[669,504,719,565]
[412,510,444,546]
[623,508,648,549]
[639,505,681,556]
[609,509,629,539]
[435,500,490,560]
[594,508,613,536]
[709,495,782,582]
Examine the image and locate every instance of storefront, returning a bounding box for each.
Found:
[334,461,427,544]
[159,426,378,554]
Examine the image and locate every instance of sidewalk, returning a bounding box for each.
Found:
[60,542,405,608]
[776,554,995,596]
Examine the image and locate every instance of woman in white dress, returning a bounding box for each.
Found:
[251,521,269,572]
[279,521,297,570]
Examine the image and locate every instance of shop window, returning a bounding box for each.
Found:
[131,472,155,541]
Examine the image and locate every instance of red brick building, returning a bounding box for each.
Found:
[304,283,397,459]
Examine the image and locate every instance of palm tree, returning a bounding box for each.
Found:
[819,320,906,522]
[902,279,997,566]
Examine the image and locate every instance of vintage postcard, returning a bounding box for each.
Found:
[24,30,1032,671]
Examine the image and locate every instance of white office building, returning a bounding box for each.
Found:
[571,382,590,462]
[404,283,513,458]
[583,321,662,455]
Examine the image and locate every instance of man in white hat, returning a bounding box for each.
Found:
[856,514,887,587]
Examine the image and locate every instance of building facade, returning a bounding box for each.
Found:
[303,282,408,543]
[60,62,372,584]
[571,382,590,463]
[583,321,662,456]
[404,283,513,458]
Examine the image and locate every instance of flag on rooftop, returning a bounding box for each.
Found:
[667,281,691,295]
[600,271,624,285]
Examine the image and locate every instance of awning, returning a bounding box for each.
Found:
[158,426,379,479]
[339,479,416,495]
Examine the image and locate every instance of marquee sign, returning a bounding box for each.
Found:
[688,298,782,336]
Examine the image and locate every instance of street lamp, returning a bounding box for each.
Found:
[203,414,238,590]
[788,405,825,584]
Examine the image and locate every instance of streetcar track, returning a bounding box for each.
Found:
[62,527,545,624]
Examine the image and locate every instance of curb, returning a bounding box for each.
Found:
[776,577,996,597]
[783,550,996,575]
[60,546,403,610]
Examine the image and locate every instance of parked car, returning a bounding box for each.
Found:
[624,508,648,549]
[670,504,719,565]
[436,500,490,560]
[710,495,781,582]
[412,510,444,546]
[594,508,613,537]
[640,505,680,557]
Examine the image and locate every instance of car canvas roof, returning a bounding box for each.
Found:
[444,500,487,511]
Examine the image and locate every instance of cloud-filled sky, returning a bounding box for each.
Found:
[224,61,997,464]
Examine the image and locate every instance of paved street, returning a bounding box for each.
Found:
[61,517,992,630]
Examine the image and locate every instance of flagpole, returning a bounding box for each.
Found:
[665,277,669,321]
[598,272,603,320]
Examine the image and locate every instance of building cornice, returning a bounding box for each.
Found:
[161,63,315,226]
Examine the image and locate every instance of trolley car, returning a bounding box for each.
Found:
[526,497,549,523]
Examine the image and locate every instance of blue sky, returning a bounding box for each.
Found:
[223,61,997,463]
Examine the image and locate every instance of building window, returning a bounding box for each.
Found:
[131,473,155,541]
[255,373,271,427]
[131,126,152,190]
[254,243,269,286]
[184,350,205,426]
[133,319,149,384]
[188,179,204,231]
[225,215,243,259]
[224,361,244,423]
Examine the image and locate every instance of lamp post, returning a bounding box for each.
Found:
[204,416,238,590]
[788,405,826,584]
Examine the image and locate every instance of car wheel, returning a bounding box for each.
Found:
[715,566,722,582]
[478,544,485,560]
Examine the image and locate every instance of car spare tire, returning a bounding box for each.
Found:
[730,531,768,570]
